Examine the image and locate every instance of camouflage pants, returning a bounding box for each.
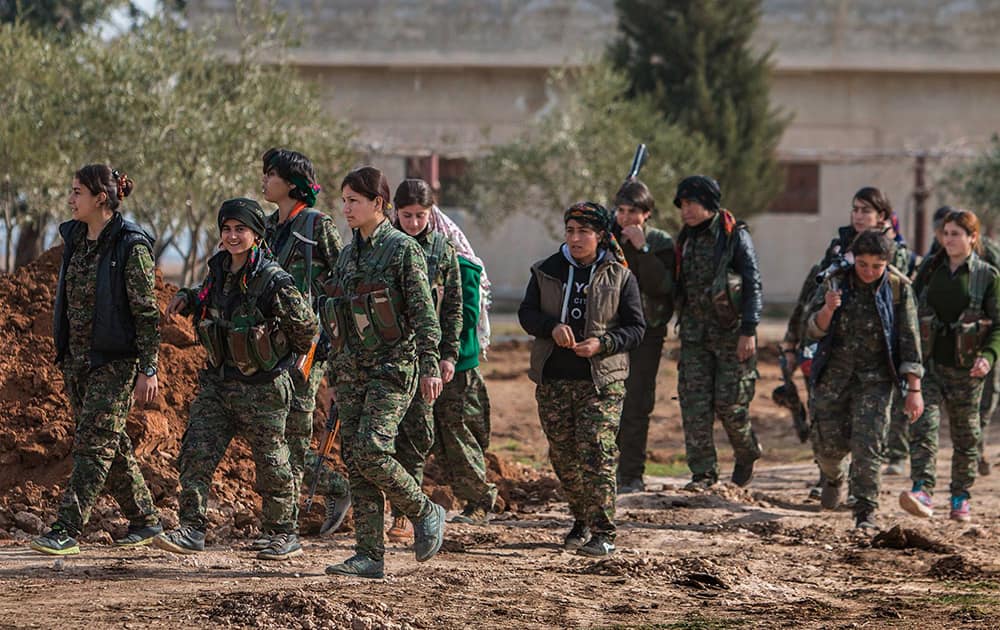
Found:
[300,449,350,500]
[810,375,893,511]
[884,395,910,463]
[909,363,983,497]
[390,391,435,518]
[57,357,158,536]
[978,364,999,458]
[536,379,624,538]
[617,332,665,483]
[178,370,296,533]
[335,363,430,561]
[287,359,326,530]
[677,337,761,482]
[432,368,496,509]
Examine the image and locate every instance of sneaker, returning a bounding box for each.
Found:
[386,515,413,542]
[30,523,80,556]
[153,526,205,555]
[731,460,755,487]
[820,483,842,510]
[618,478,645,494]
[563,521,590,551]
[854,509,879,531]
[576,534,615,557]
[319,489,351,536]
[845,494,858,509]
[979,457,991,477]
[326,553,384,579]
[450,504,490,525]
[806,485,822,501]
[412,502,445,562]
[884,459,905,476]
[257,533,303,561]
[899,484,934,518]
[684,477,716,491]
[114,522,164,547]
[950,495,971,522]
[249,534,271,551]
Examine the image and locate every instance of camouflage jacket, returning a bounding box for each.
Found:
[264,206,342,301]
[411,227,462,365]
[326,219,441,377]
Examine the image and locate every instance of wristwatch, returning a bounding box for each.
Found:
[142,366,157,377]
[640,244,650,253]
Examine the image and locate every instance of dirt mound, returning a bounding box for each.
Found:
[203,590,422,629]
[871,525,956,554]
[0,248,550,540]
[928,554,984,580]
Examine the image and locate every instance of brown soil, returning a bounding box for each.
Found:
[3,249,1000,628]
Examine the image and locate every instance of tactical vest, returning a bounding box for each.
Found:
[917,253,997,368]
[676,211,745,329]
[196,260,291,377]
[320,229,408,355]
[422,231,450,315]
[272,208,326,296]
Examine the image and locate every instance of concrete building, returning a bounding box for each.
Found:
[192,0,1000,303]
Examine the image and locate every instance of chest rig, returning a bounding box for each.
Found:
[918,253,996,368]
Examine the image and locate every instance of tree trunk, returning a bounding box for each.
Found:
[14,218,47,269]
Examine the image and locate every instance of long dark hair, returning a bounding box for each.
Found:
[393,178,434,210]
[341,166,391,213]
[75,164,133,211]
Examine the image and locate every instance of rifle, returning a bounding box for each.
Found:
[304,401,340,514]
[773,348,810,443]
[292,229,320,381]
[626,143,648,183]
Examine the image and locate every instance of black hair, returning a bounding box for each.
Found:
[853,187,892,222]
[341,166,391,212]
[933,205,955,225]
[393,178,435,210]
[75,164,133,212]
[852,229,894,261]
[615,179,655,215]
[262,147,317,204]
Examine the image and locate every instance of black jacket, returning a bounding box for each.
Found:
[54,213,155,368]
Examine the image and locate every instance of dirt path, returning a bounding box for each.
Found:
[4,340,1000,629]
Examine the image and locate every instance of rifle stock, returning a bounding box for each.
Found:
[304,401,340,513]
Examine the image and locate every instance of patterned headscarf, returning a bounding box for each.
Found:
[564,201,626,264]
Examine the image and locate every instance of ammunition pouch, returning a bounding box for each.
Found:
[226,326,257,376]
[250,323,290,371]
[196,318,225,369]
[955,313,992,369]
[360,283,404,347]
[711,269,743,329]
[918,310,936,361]
[319,292,349,356]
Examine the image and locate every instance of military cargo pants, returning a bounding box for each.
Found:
[335,363,431,561]
[909,363,983,497]
[58,357,159,536]
[287,358,326,529]
[617,332,665,484]
[178,370,296,533]
[390,392,435,518]
[536,379,624,538]
[884,396,910,463]
[810,374,893,511]
[432,368,497,509]
[677,336,761,483]
[978,365,999,459]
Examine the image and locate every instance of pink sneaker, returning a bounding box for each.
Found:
[899,488,934,518]
[950,495,971,522]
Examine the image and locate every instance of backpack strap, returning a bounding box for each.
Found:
[274,209,323,268]
[967,254,995,314]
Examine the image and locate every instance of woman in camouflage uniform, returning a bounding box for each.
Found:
[321,167,445,579]
[32,165,163,556]
[156,198,318,561]
[900,210,1000,523]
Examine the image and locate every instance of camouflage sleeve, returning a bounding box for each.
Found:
[271,281,320,354]
[897,282,924,379]
[124,244,161,372]
[314,213,343,291]
[177,274,209,318]
[783,266,820,350]
[437,241,463,364]
[398,240,442,378]
[891,243,910,274]
[804,276,835,342]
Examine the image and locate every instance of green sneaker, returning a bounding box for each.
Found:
[319,489,352,536]
[153,526,205,555]
[114,522,164,547]
[413,502,445,562]
[256,533,303,561]
[450,504,490,525]
[326,553,384,579]
[31,524,80,556]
